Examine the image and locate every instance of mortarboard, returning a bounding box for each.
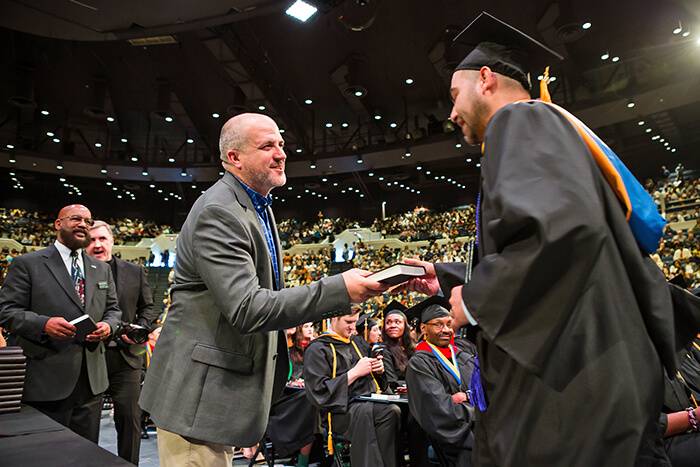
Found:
[356,313,378,340]
[384,300,408,319]
[404,295,451,325]
[453,11,563,91]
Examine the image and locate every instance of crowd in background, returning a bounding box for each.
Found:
[1,170,698,289]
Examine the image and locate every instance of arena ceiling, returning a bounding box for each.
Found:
[0,0,699,223]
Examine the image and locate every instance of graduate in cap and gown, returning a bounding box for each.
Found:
[405,296,476,467]
[381,300,415,388]
[355,312,382,354]
[303,312,401,467]
[402,11,677,467]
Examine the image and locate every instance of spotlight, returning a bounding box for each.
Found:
[142,169,149,176]
[212,112,220,118]
[682,31,691,38]
[107,116,115,122]
[455,143,462,148]
[46,131,54,137]
[673,24,682,35]
[341,122,349,128]
[219,171,224,176]
[645,128,652,133]
[168,157,176,163]
[164,116,173,122]
[601,52,610,60]
[310,161,317,169]
[405,78,414,85]
[279,129,285,134]
[52,138,60,143]
[95,142,102,148]
[368,172,374,177]
[304,99,313,105]
[9,158,15,163]
[149,184,155,188]
[121,137,128,143]
[627,101,635,108]
[285,0,318,22]
[131,156,139,162]
[404,149,411,158]
[321,177,328,182]
[181,169,188,177]
[296,148,303,153]
[106,181,112,186]
[354,90,364,97]
[6,144,15,149]
[56,163,64,170]
[100,168,108,174]
[325,123,333,128]
[373,114,382,120]
[612,56,620,62]
[186,138,194,144]
[389,122,398,128]
[638,120,645,126]
[258,105,266,111]
[582,22,592,30]
[416,165,422,170]
[356,155,364,164]
[40,110,50,116]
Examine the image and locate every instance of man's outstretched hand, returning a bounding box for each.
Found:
[341,268,392,303]
[397,258,441,295]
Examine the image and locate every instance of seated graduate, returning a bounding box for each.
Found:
[304,312,401,467]
[405,296,476,467]
[382,300,416,388]
[355,312,382,354]
[659,331,700,467]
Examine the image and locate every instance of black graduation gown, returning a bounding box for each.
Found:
[435,101,677,467]
[659,362,700,467]
[406,342,476,467]
[303,334,396,467]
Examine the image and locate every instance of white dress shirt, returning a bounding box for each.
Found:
[54,240,84,278]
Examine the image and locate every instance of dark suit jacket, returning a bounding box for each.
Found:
[140,172,351,446]
[0,244,122,401]
[112,257,158,369]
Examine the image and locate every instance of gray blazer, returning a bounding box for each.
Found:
[139,173,351,446]
[0,245,122,401]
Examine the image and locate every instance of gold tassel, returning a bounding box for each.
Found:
[327,413,334,455]
[539,66,552,103]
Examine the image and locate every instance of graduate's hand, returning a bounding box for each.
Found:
[370,355,384,375]
[449,286,469,330]
[397,258,441,295]
[341,269,391,303]
[349,357,375,379]
[451,392,468,405]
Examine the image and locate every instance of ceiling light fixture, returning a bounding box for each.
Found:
[212,112,220,118]
[304,99,313,105]
[40,110,50,116]
[612,56,620,62]
[121,137,128,143]
[285,0,318,22]
[601,52,610,60]
[582,22,592,30]
[187,138,194,144]
[107,116,115,122]
[164,116,173,122]
[405,78,414,85]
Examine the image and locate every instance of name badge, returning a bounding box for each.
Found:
[98,281,109,290]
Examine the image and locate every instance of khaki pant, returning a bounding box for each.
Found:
[157,428,233,467]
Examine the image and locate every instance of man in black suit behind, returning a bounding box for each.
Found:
[87,220,159,465]
[0,204,121,442]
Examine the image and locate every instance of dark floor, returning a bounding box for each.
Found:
[97,410,301,466]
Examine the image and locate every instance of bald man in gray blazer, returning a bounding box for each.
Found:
[140,113,388,466]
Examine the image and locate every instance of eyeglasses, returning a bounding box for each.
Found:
[58,215,94,227]
[426,321,453,331]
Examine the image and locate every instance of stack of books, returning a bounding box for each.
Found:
[0,346,26,414]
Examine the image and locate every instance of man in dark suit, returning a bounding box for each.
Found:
[140,113,389,466]
[86,220,159,465]
[0,204,121,442]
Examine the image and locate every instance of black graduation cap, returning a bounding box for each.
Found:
[404,296,451,325]
[384,300,407,318]
[356,312,379,340]
[453,11,563,91]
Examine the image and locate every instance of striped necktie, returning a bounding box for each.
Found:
[70,250,85,306]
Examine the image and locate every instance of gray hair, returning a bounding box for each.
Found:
[89,220,114,238]
[218,121,248,162]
